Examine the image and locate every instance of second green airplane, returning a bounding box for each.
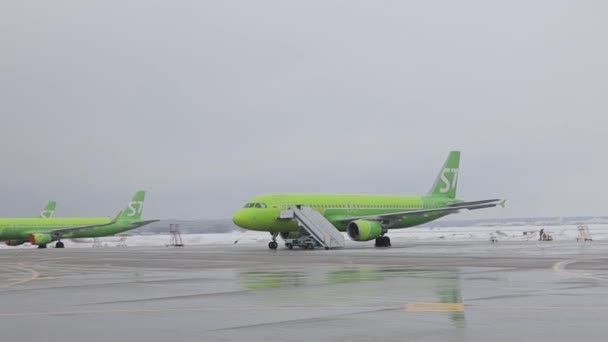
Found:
[1,191,157,248]
[233,151,505,249]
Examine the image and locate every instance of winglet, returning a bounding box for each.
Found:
[499,199,507,208]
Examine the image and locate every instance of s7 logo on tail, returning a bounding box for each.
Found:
[127,201,144,217]
[40,210,53,218]
[439,168,459,193]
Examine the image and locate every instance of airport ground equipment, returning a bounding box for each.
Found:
[539,229,553,241]
[576,225,593,242]
[280,231,319,250]
[116,234,128,247]
[90,236,127,247]
[168,224,184,247]
[278,206,345,250]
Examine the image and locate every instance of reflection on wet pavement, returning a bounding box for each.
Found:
[238,266,466,327]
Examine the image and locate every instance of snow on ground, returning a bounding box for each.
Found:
[3,224,607,249]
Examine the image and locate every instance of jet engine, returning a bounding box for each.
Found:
[346,220,384,241]
[29,233,53,246]
[5,239,27,246]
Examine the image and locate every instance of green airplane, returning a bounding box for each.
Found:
[39,201,56,218]
[1,191,157,248]
[233,151,505,249]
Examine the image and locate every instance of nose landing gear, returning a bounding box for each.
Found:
[268,232,279,250]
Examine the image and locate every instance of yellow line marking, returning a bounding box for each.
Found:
[552,260,608,282]
[3,263,54,286]
[5,304,608,318]
[7,266,40,286]
[405,303,465,312]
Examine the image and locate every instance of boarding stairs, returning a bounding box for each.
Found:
[280,206,345,249]
[577,225,593,242]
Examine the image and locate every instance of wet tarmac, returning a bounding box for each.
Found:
[1,240,608,341]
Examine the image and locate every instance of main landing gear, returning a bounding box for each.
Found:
[38,241,65,249]
[375,236,391,247]
[268,232,279,250]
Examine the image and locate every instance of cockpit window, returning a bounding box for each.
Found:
[244,203,267,208]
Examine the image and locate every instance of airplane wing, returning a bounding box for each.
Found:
[43,219,159,240]
[44,211,125,239]
[338,199,505,223]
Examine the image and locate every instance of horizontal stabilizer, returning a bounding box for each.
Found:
[447,199,502,207]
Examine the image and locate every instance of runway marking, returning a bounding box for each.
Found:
[552,260,608,282]
[2,304,608,318]
[0,306,398,317]
[4,263,55,286]
[405,303,465,312]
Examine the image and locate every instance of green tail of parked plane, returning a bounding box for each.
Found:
[233,151,505,249]
[1,191,158,248]
[39,201,56,218]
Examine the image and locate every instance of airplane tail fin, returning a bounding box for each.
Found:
[39,201,56,218]
[428,151,460,199]
[118,191,146,221]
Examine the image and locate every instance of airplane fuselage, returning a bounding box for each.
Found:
[0,218,135,241]
[232,193,460,233]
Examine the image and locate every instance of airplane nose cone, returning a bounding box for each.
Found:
[232,210,245,228]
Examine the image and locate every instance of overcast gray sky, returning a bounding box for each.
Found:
[1,1,606,220]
